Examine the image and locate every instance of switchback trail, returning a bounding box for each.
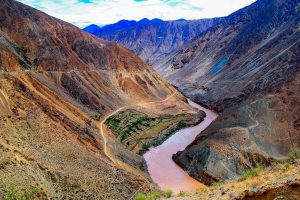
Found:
[97,92,177,164]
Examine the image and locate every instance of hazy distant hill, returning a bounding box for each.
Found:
[84,18,222,64]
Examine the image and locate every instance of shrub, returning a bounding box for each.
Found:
[271,161,280,167]
[177,121,187,129]
[283,161,291,168]
[2,184,42,200]
[91,114,102,121]
[242,166,262,179]
[178,191,189,197]
[211,182,224,187]
[134,192,147,200]
[195,187,208,195]
[162,189,173,198]
[142,143,150,150]
[16,46,33,69]
[134,192,160,200]
[288,146,300,163]
[146,192,160,200]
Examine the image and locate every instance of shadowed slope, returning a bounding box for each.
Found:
[0,0,195,199]
[84,18,223,65]
[155,0,300,184]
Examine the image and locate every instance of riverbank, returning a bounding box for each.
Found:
[143,99,218,193]
[138,110,205,155]
[161,159,300,200]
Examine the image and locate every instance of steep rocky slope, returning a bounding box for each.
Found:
[84,18,222,65]
[0,0,196,199]
[154,0,300,184]
[164,160,300,200]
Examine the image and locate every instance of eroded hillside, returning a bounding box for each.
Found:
[154,0,300,185]
[0,0,197,199]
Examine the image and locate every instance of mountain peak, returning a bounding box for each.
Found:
[83,17,222,64]
[83,18,167,35]
[82,24,101,34]
[150,18,164,23]
[138,18,150,23]
[138,18,164,24]
[175,18,187,22]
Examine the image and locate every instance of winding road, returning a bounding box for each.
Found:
[98,92,177,164]
[98,94,218,193]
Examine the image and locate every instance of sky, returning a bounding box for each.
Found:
[18,0,256,28]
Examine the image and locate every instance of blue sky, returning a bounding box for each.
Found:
[18,0,255,28]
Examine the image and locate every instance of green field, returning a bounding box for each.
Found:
[105,109,205,152]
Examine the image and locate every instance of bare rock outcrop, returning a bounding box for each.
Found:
[168,0,300,184]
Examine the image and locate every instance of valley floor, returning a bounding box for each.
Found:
[144,100,217,193]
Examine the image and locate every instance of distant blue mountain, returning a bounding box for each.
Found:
[83,18,165,34]
[83,18,190,34]
[103,19,137,31]
[175,18,187,22]
[83,17,223,64]
[138,18,164,24]
[83,24,101,35]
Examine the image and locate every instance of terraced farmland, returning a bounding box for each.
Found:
[105,109,205,152]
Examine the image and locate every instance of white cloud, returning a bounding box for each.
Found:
[17,0,256,28]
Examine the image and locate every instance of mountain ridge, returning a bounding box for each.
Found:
[160,0,300,185]
[0,0,197,199]
[83,18,168,35]
[84,17,223,64]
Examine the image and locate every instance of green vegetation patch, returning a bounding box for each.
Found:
[134,190,173,200]
[242,166,263,179]
[145,121,190,147]
[105,109,205,152]
[178,191,189,197]
[270,146,300,169]
[288,146,300,163]
[134,191,160,200]
[91,113,102,121]
[0,184,44,200]
[162,189,173,198]
[211,182,224,187]
[16,46,37,70]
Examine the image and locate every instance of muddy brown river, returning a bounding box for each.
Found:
[144,99,218,193]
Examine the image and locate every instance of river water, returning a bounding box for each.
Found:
[143,99,218,193]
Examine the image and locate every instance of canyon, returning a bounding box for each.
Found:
[0,0,299,199]
[87,0,300,187]
[167,0,300,184]
[144,100,217,193]
[0,0,201,199]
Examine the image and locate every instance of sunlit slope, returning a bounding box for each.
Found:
[0,0,195,199]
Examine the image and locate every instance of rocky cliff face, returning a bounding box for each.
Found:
[84,18,222,65]
[0,0,193,199]
[159,0,300,184]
